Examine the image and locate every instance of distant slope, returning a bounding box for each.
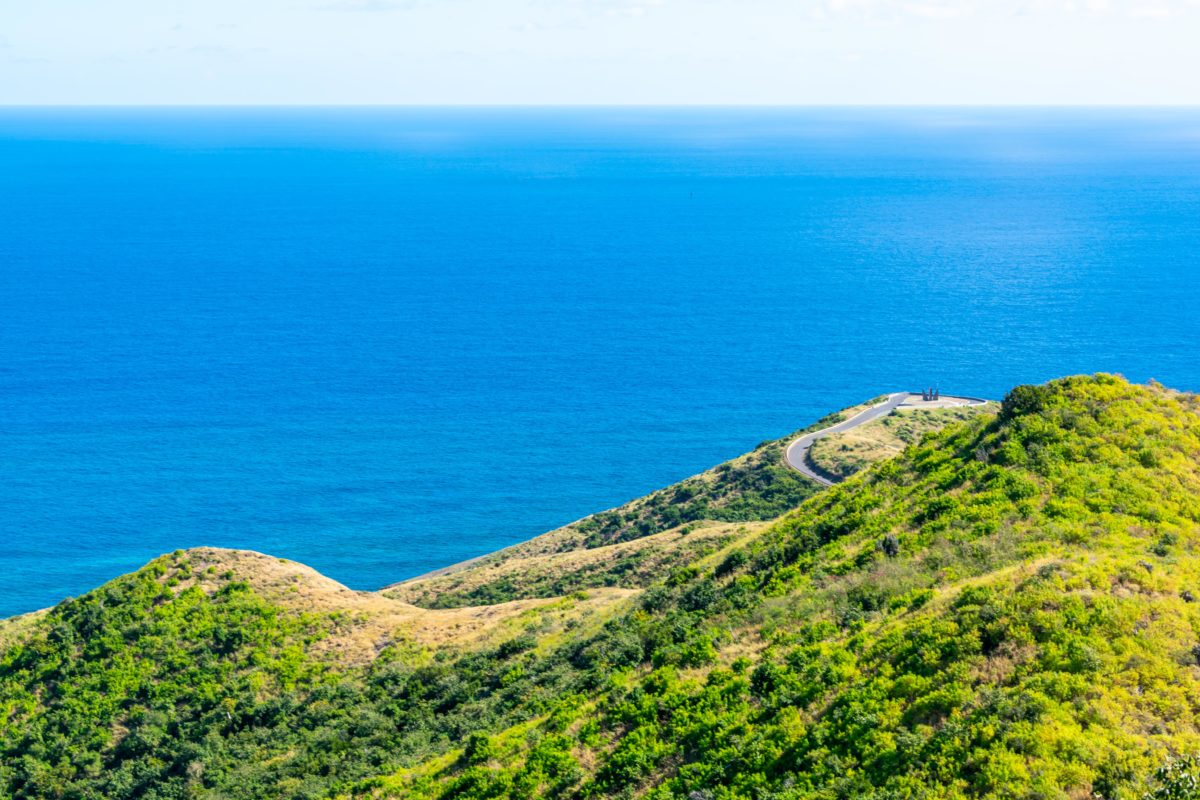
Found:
[6,376,1200,800]
[383,521,769,609]
[390,396,987,609]
[387,397,887,608]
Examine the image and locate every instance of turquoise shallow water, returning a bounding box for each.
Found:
[2,107,1199,617]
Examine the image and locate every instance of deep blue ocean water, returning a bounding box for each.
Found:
[3,107,1199,617]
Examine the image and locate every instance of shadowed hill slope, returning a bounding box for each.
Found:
[5,375,1200,799]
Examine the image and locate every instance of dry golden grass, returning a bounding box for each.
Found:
[0,609,47,651]
[384,521,768,607]
[178,548,637,665]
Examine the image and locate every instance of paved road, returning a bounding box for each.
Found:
[784,392,913,487]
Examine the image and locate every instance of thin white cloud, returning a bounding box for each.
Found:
[5,0,1200,104]
[316,0,424,11]
[554,0,665,18]
[1128,4,1173,16]
[606,0,665,18]
[821,0,1200,17]
[903,2,964,18]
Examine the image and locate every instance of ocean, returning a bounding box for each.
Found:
[2,107,1199,617]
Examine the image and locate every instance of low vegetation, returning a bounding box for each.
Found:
[5,375,1200,799]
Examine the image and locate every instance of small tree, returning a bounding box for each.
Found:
[1145,755,1200,800]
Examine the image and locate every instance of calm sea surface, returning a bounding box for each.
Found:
[2,108,1199,617]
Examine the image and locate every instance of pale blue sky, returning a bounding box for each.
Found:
[3,0,1199,104]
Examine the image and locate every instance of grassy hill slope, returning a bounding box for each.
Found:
[5,375,1200,799]
[384,521,769,610]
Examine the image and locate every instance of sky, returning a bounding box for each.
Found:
[2,0,1200,105]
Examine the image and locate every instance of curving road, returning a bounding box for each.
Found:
[784,392,913,487]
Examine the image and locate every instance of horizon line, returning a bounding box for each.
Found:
[3,102,1200,110]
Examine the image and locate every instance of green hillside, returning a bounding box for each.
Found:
[5,375,1200,800]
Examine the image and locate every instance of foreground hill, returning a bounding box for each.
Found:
[4,375,1200,799]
